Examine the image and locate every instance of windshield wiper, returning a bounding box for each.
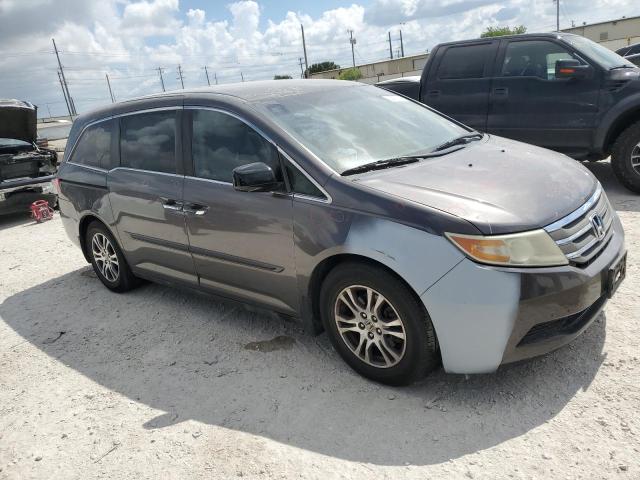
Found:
[341,156,423,176]
[433,133,483,152]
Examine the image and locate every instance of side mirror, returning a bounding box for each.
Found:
[232,162,281,192]
[555,59,592,79]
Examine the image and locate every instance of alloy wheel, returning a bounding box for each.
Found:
[333,285,406,368]
[632,142,640,175]
[91,232,120,283]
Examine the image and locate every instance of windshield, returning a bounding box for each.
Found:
[253,85,467,173]
[563,35,635,69]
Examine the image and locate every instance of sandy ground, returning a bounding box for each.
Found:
[0,161,638,479]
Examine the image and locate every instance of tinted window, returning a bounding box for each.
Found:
[120,111,176,173]
[629,44,640,55]
[285,163,325,198]
[192,109,281,183]
[502,41,578,80]
[437,44,491,79]
[70,122,112,168]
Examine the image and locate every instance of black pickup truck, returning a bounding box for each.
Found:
[377,33,640,193]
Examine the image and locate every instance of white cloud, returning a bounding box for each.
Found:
[0,0,638,118]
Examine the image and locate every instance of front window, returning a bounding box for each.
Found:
[563,34,634,69]
[254,85,466,174]
[502,40,579,80]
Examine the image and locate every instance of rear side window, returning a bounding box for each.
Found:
[70,121,112,169]
[437,44,492,79]
[191,109,281,183]
[120,111,176,174]
[285,162,325,198]
[501,40,579,80]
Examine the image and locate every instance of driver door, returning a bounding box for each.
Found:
[182,107,298,315]
[487,38,601,156]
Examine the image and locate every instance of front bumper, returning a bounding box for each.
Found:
[0,177,57,215]
[421,214,625,374]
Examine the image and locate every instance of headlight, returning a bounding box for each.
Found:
[446,230,568,267]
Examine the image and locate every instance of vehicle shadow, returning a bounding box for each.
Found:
[584,160,640,212]
[0,211,35,229]
[0,268,606,466]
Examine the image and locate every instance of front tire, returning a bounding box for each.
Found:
[320,262,439,386]
[611,121,640,193]
[86,222,138,292]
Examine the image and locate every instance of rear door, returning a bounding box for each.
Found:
[487,38,601,154]
[108,107,197,285]
[182,107,298,314]
[422,41,497,131]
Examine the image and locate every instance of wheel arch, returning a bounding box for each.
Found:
[306,253,431,335]
[78,213,118,263]
[600,101,640,155]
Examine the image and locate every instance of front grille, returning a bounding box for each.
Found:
[517,294,606,346]
[545,185,614,266]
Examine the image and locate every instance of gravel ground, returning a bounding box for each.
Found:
[0,161,638,479]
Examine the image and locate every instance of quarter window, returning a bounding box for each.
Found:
[285,162,325,198]
[501,41,579,80]
[191,109,281,183]
[70,121,112,169]
[120,111,177,174]
[437,44,492,79]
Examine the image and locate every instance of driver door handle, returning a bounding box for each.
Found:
[161,198,184,212]
[183,203,209,216]
[493,87,509,96]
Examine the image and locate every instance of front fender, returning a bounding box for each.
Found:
[594,92,640,153]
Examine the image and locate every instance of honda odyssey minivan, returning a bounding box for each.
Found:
[57,80,626,385]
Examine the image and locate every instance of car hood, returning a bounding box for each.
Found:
[0,99,37,144]
[353,136,598,234]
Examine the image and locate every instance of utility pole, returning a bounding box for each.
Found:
[177,64,185,89]
[388,32,393,59]
[348,30,356,68]
[301,24,309,78]
[52,38,76,115]
[156,67,165,92]
[204,66,211,86]
[399,29,405,57]
[298,57,305,78]
[556,0,560,32]
[241,72,244,82]
[57,70,72,120]
[105,73,115,103]
[214,72,218,85]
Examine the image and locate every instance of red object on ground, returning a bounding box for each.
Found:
[30,200,55,223]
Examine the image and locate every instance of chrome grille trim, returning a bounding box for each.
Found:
[544,184,602,233]
[544,184,614,265]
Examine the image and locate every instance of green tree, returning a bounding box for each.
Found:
[480,25,527,38]
[338,68,363,81]
[306,61,340,76]
[273,75,292,80]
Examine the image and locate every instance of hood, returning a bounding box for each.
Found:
[354,136,597,234]
[0,99,37,144]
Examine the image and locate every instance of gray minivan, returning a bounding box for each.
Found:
[57,80,626,385]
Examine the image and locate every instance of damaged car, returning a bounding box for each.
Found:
[1,100,58,215]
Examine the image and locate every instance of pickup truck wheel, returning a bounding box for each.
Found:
[320,262,440,386]
[611,121,640,193]
[86,222,138,293]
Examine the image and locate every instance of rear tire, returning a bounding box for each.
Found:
[611,120,640,193]
[86,221,138,293]
[320,262,439,386]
